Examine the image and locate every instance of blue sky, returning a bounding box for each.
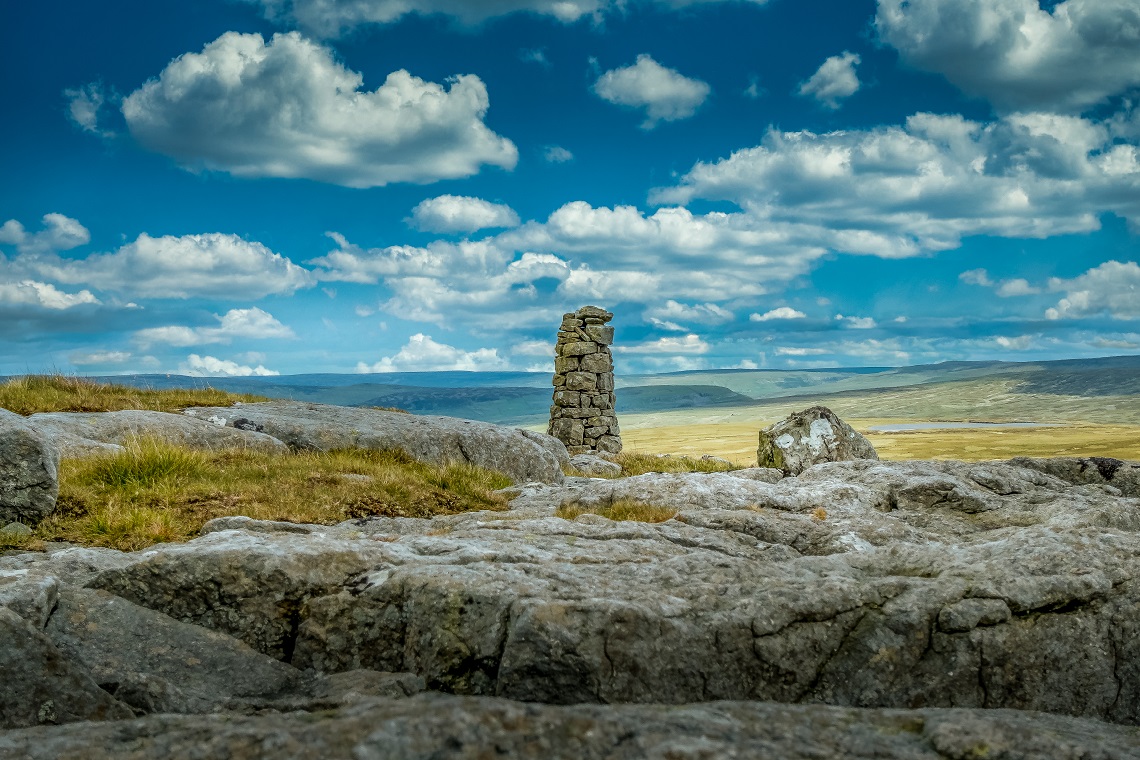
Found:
[1,0,1138,377]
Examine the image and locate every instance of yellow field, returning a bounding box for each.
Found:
[621,420,1140,465]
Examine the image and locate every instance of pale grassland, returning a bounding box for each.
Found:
[556,499,677,523]
[0,374,265,415]
[1,437,512,553]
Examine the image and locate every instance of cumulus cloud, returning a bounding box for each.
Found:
[594,54,710,129]
[356,333,508,372]
[959,268,994,287]
[644,300,733,325]
[511,340,554,357]
[996,278,1041,297]
[180,354,280,376]
[63,83,112,135]
[994,335,1035,350]
[0,280,100,310]
[134,308,294,348]
[876,0,1140,113]
[121,32,517,188]
[409,195,520,233]
[836,314,877,329]
[776,347,826,356]
[654,112,1140,256]
[0,213,91,256]
[1045,260,1140,319]
[797,51,861,109]
[750,306,806,321]
[617,334,710,354]
[543,145,574,163]
[249,0,770,37]
[70,350,132,366]
[29,232,314,300]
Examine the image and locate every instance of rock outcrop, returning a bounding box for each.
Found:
[758,405,878,475]
[23,410,287,459]
[0,409,60,527]
[183,401,568,485]
[1010,455,1140,496]
[0,693,1137,759]
[548,306,621,456]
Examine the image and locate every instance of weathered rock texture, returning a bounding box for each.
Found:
[1,694,1137,759]
[23,410,287,459]
[3,451,1140,749]
[548,306,621,456]
[758,405,878,475]
[183,400,568,484]
[0,409,60,527]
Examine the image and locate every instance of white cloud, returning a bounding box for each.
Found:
[63,83,111,135]
[0,280,100,310]
[519,48,550,66]
[644,300,733,325]
[180,354,280,376]
[134,308,295,348]
[70,350,132,366]
[836,314,877,329]
[543,145,574,163]
[995,335,1035,350]
[654,112,1140,255]
[249,0,770,37]
[0,213,90,256]
[1045,260,1140,319]
[29,232,314,299]
[797,51,861,109]
[648,318,686,332]
[511,340,554,357]
[996,278,1041,297]
[356,333,508,372]
[876,0,1140,113]
[409,195,520,233]
[959,268,994,287]
[750,306,806,321]
[617,334,709,354]
[776,347,826,356]
[594,54,710,129]
[121,32,517,188]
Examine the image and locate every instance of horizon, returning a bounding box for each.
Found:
[2,0,1139,377]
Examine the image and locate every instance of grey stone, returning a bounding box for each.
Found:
[558,341,599,357]
[182,401,568,485]
[564,372,597,392]
[0,606,133,729]
[553,356,579,374]
[758,405,878,475]
[0,409,60,527]
[727,467,784,484]
[0,694,1137,759]
[45,587,303,715]
[577,306,613,320]
[26,409,287,459]
[2,522,32,537]
[569,455,622,478]
[938,597,1012,632]
[583,325,615,345]
[552,390,580,407]
[578,353,613,373]
[1009,456,1140,496]
[0,570,59,629]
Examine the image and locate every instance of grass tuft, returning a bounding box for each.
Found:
[17,439,513,552]
[0,374,265,415]
[556,498,678,523]
[610,452,738,477]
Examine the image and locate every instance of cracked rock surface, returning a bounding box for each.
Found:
[2,455,1140,756]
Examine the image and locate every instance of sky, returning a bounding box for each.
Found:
[1,0,1139,378]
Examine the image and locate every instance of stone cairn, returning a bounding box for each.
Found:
[548,306,622,455]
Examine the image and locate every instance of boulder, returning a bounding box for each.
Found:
[0,409,60,527]
[183,401,568,484]
[1009,456,1140,497]
[568,454,622,478]
[0,606,133,729]
[62,457,1140,725]
[0,570,59,629]
[45,587,304,715]
[758,405,877,475]
[0,693,1137,759]
[24,410,288,459]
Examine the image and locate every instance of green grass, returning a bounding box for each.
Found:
[610,451,738,477]
[556,498,678,523]
[2,437,513,552]
[0,374,266,415]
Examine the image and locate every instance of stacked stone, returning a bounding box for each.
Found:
[548,306,621,455]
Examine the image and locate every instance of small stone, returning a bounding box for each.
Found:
[554,357,580,374]
[596,375,615,392]
[561,341,600,357]
[579,353,613,373]
[584,326,615,345]
[576,305,613,321]
[553,391,581,408]
[596,435,623,454]
[565,372,598,392]
[2,522,32,537]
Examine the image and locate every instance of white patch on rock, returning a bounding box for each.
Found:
[207,416,227,427]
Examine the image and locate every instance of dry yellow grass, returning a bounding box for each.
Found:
[0,374,265,415]
[1,437,512,552]
[622,420,1140,464]
[556,499,677,523]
